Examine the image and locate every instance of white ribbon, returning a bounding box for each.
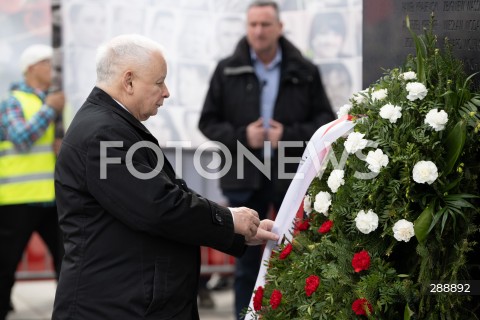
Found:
[245,116,354,320]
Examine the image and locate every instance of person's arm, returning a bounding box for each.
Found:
[83,126,254,254]
[2,95,56,152]
[3,91,64,152]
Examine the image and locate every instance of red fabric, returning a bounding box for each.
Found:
[296,199,304,220]
[292,199,306,236]
[17,232,54,272]
[201,247,234,265]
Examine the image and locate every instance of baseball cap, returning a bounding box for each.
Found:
[19,44,53,74]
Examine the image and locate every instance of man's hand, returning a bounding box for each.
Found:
[46,91,65,114]
[230,207,260,240]
[246,118,265,149]
[246,219,278,246]
[268,119,283,149]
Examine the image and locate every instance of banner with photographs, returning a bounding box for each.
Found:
[60,0,362,148]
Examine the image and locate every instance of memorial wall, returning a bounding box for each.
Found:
[0,0,363,148]
[60,0,363,148]
[0,0,362,202]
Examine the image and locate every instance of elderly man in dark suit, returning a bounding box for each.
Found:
[52,34,277,320]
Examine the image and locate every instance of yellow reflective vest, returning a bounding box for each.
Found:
[0,90,56,205]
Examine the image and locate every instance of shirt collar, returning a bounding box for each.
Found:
[113,98,132,114]
[250,46,282,69]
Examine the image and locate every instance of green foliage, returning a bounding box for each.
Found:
[253,20,480,319]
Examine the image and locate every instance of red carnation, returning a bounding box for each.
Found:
[269,289,282,310]
[253,286,264,311]
[304,275,320,297]
[318,220,334,234]
[351,250,370,272]
[352,298,373,316]
[279,243,293,260]
[295,218,310,231]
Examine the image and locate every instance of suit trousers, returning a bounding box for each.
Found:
[0,204,63,320]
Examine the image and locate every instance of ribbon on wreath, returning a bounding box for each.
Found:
[245,115,354,319]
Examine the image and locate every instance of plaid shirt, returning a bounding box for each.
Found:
[0,81,56,152]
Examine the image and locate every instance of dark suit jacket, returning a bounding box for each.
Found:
[53,87,245,320]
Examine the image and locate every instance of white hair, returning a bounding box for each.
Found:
[95,34,165,86]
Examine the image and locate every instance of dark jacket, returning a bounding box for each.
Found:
[53,87,245,320]
[199,36,334,202]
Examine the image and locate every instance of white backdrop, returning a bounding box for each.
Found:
[0,0,362,148]
[0,0,52,98]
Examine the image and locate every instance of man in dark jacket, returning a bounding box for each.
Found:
[198,1,335,318]
[52,34,278,320]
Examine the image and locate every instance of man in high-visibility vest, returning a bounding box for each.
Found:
[0,44,65,319]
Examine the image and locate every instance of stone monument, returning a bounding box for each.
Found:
[363,0,480,89]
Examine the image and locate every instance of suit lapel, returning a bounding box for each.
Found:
[86,87,181,185]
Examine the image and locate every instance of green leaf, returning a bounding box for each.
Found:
[414,201,435,243]
[446,206,464,215]
[463,72,479,92]
[444,120,467,175]
[442,176,462,192]
[441,209,450,233]
[428,207,447,233]
[404,304,414,320]
[444,193,479,200]
[445,198,476,209]
[405,15,426,82]
[471,97,480,106]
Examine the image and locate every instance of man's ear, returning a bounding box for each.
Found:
[123,70,134,94]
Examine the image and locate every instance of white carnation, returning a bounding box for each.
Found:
[366,149,389,173]
[327,169,345,193]
[424,109,448,131]
[379,103,402,123]
[337,104,352,118]
[392,219,415,242]
[344,132,368,154]
[400,71,417,80]
[406,82,428,101]
[372,88,388,101]
[355,209,379,234]
[314,191,332,216]
[303,195,312,214]
[412,160,438,184]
